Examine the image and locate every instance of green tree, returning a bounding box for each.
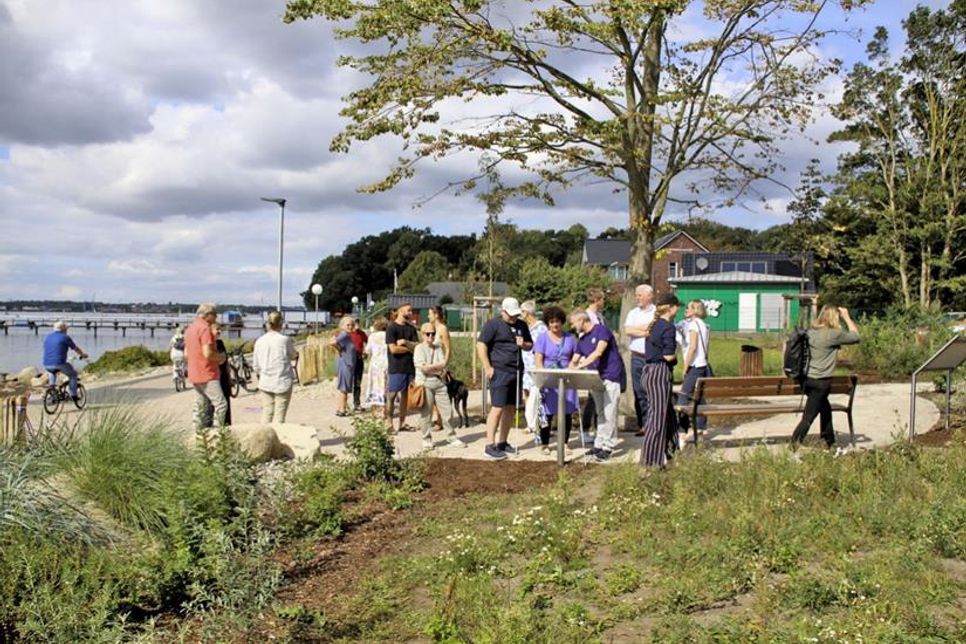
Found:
[828,2,966,309]
[514,257,612,310]
[284,0,862,304]
[397,250,452,292]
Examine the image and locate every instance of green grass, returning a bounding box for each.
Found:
[298,441,966,642]
[85,345,170,374]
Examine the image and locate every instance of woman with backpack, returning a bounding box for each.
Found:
[791,305,859,448]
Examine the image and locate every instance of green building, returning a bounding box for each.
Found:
[669,272,808,332]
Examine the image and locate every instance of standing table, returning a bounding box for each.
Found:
[530,368,603,466]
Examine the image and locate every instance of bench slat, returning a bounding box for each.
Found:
[673,403,849,416]
[694,376,855,398]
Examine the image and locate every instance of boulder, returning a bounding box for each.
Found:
[270,423,322,461]
[230,424,291,463]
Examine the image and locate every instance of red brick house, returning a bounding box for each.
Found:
[582,231,710,293]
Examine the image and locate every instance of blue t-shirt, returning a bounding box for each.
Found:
[575,324,624,384]
[43,330,78,366]
[478,316,532,372]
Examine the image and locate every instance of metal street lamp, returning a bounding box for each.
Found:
[351,295,360,324]
[311,283,323,333]
[260,197,287,312]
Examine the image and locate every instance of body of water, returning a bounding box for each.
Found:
[0,312,267,375]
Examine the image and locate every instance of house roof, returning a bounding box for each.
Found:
[583,239,632,266]
[387,294,440,309]
[669,271,807,284]
[582,231,709,265]
[426,281,510,303]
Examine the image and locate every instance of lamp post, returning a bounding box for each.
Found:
[260,197,287,312]
[311,283,323,333]
[351,296,360,324]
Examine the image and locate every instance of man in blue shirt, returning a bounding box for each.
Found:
[42,320,88,399]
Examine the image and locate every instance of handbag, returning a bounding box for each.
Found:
[408,381,425,408]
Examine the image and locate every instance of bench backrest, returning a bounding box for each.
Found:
[694,375,857,398]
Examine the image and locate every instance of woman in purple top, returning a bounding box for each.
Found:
[534,306,579,454]
[639,293,681,468]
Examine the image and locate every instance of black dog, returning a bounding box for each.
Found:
[443,370,470,428]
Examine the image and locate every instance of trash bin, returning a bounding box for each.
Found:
[740,345,763,377]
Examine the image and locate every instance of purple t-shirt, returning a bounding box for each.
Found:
[575,324,624,384]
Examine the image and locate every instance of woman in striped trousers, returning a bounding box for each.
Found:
[639,294,682,468]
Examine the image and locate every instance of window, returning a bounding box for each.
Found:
[722,261,767,273]
[668,262,678,278]
[609,265,628,281]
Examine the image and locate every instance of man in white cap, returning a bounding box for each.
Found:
[476,297,533,460]
[42,320,88,401]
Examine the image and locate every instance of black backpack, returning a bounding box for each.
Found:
[783,329,810,382]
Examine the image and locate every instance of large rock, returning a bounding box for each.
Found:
[230,424,292,463]
[269,423,322,461]
[226,422,321,463]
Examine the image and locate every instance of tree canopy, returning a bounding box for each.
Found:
[284,0,863,294]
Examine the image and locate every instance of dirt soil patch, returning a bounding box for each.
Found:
[253,458,568,638]
[914,411,965,447]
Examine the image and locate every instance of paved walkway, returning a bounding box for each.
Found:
[55,369,941,466]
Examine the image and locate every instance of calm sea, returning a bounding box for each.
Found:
[0,312,270,375]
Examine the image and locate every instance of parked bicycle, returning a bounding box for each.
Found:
[173,358,188,392]
[228,349,257,398]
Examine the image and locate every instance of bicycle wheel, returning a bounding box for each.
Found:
[174,373,185,392]
[230,365,240,398]
[73,384,88,410]
[241,362,257,393]
[43,387,60,415]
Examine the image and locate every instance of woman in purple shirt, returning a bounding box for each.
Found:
[533,306,579,454]
[639,293,681,468]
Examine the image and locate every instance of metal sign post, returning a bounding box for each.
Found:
[531,368,603,466]
[909,335,966,439]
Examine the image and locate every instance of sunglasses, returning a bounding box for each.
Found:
[424,331,436,336]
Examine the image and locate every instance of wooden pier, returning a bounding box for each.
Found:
[0,317,327,337]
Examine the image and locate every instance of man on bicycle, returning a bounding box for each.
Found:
[42,320,88,401]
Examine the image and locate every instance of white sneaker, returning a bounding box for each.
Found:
[541,446,551,455]
[833,446,850,458]
[422,439,434,450]
[447,437,467,448]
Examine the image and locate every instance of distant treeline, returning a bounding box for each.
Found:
[0,302,280,314]
[303,218,801,312]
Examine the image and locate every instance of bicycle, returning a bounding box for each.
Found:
[42,373,88,414]
[172,358,188,392]
[228,349,257,398]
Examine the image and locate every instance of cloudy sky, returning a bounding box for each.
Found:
[0,0,948,306]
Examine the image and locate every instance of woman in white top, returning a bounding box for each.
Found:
[413,322,466,450]
[253,311,299,424]
[678,300,714,433]
[676,299,711,434]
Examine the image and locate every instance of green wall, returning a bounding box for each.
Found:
[673,284,801,332]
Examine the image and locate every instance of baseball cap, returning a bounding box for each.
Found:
[501,297,522,316]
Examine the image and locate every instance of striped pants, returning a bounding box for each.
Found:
[639,362,675,467]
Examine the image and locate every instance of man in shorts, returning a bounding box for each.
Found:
[385,303,419,431]
[477,297,533,460]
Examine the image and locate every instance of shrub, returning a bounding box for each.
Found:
[849,309,954,380]
[86,345,169,375]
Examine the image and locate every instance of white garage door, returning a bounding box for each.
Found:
[759,293,784,330]
[738,293,757,331]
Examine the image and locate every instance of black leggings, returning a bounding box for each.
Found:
[540,414,573,446]
[791,377,834,446]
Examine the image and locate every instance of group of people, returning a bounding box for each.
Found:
[177,304,298,430]
[477,284,860,467]
[40,288,859,464]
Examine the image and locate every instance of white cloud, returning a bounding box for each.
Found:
[0,0,935,304]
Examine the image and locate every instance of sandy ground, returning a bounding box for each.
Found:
[29,366,941,466]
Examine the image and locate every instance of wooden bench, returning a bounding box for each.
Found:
[674,375,859,448]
